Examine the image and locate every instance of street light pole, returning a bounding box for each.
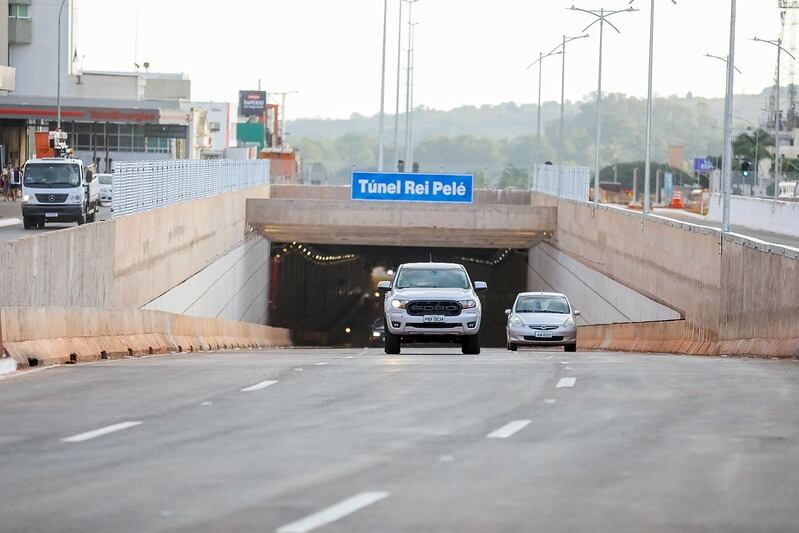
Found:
[753,36,795,204]
[526,48,562,160]
[56,0,68,130]
[377,0,389,171]
[637,0,677,215]
[392,0,404,170]
[569,5,637,207]
[721,0,736,233]
[403,1,418,170]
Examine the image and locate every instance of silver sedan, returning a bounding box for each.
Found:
[505,292,580,352]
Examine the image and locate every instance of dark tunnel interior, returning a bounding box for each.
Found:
[267,243,530,348]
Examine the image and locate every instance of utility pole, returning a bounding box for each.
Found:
[720,0,736,233]
[753,36,796,204]
[393,0,404,170]
[270,91,299,148]
[569,5,637,207]
[403,1,419,170]
[526,48,562,163]
[377,0,389,171]
[56,0,68,129]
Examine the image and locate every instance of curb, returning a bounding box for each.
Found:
[0,217,21,228]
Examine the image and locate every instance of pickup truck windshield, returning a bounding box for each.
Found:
[516,296,570,314]
[395,268,470,289]
[23,163,81,188]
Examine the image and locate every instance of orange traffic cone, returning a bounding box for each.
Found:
[670,187,683,209]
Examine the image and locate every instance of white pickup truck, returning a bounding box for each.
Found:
[378,262,487,355]
[20,157,100,229]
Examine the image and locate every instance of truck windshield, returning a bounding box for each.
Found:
[23,163,81,188]
[395,268,470,289]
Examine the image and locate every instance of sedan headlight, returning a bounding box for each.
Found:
[459,299,477,309]
[372,331,382,338]
[510,316,524,327]
[562,317,575,328]
[390,299,407,309]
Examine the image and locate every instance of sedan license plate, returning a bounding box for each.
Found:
[423,315,445,323]
[534,331,554,338]
[45,212,58,218]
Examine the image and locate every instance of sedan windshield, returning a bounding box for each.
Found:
[23,163,81,188]
[395,267,470,289]
[516,296,570,314]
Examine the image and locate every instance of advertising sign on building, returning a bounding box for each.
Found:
[238,90,267,117]
[351,172,474,203]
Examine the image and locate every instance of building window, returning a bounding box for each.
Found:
[9,4,30,18]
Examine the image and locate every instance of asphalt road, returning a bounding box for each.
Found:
[1,347,798,532]
[0,204,111,241]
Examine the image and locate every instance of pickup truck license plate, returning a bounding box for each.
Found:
[45,212,58,218]
[534,331,553,338]
[423,315,445,323]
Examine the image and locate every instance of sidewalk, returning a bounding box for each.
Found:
[0,198,21,226]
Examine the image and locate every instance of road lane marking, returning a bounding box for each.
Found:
[544,398,557,404]
[201,401,213,406]
[487,420,531,439]
[276,491,389,533]
[241,380,278,392]
[314,362,329,366]
[345,356,355,359]
[62,421,142,443]
[556,377,577,388]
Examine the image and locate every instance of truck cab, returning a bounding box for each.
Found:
[20,157,99,229]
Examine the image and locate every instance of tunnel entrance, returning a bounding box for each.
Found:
[268,243,529,348]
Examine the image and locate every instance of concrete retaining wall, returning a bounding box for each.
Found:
[0,186,270,313]
[528,242,681,325]
[707,193,799,237]
[0,306,291,368]
[269,185,534,205]
[143,236,270,324]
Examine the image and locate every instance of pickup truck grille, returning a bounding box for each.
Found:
[35,194,68,203]
[406,301,462,317]
[407,322,458,329]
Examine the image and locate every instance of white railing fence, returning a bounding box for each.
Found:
[112,160,270,217]
[530,164,591,202]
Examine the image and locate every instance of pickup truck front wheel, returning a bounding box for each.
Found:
[462,333,481,355]
[384,323,400,355]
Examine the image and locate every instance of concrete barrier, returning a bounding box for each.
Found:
[0,306,291,368]
[707,193,799,237]
[0,186,270,312]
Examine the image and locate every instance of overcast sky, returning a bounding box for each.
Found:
[74,1,785,119]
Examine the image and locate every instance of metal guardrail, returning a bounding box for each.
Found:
[530,164,591,202]
[111,160,270,217]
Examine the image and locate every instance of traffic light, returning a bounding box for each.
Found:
[741,160,751,177]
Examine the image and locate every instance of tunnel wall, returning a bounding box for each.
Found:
[527,242,681,325]
[0,186,270,319]
[142,236,270,324]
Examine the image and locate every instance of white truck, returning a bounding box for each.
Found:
[20,157,99,229]
[378,262,487,355]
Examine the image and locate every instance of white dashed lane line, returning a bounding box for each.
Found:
[556,377,577,388]
[62,421,143,443]
[276,491,390,533]
[486,420,532,439]
[241,380,278,392]
[314,362,329,366]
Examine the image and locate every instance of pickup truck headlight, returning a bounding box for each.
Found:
[562,317,575,327]
[390,299,407,309]
[459,299,477,309]
[510,316,524,327]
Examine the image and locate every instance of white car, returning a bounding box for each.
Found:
[378,262,487,355]
[97,173,112,205]
[505,292,580,352]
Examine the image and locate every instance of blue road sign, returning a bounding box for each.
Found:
[693,158,714,172]
[351,171,474,203]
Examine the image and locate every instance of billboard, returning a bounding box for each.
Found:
[238,90,267,117]
[351,171,473,203]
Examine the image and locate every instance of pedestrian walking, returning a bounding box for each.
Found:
[1,165,10,201]
[9,165,20,202]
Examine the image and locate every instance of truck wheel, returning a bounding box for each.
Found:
[87,210,96,223]
[22,216,33,229]
[462,333,481,355]
[384,326,400,355]
[37,217,46,228]
[565,343,577,352]
[76,213,85,225]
